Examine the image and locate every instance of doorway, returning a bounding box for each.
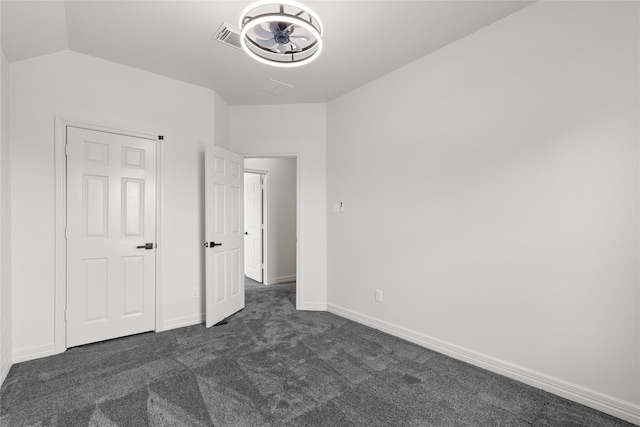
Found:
[244,157,297,287]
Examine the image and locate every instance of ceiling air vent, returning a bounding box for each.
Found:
[263,79,294,96]
[214,22,242,50]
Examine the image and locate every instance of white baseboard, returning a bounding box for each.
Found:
[0,362,10,386]
[12,343,59,364]
[161,314,204,331]
[298,301,327,311]
[267,275,296,285]
[327,303,640,426]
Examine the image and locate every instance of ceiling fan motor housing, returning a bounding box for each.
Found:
[273,22,292,44]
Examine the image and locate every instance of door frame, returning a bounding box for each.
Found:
[243,154,300,309]
[243,169,267,284]
[54,117,164,354]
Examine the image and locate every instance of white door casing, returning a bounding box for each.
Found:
[244,173,263,282]
[205,144,245,328]
[66,127,156,347]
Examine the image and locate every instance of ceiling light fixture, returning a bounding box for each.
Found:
[239,1,323,67]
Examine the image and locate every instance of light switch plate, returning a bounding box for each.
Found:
[375,289,383,303]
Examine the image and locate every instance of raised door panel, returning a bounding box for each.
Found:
[122,179,144,237]
[82,258,108,323]
[84,176,109,238]
[214,156,225,176]
[231,248,241,296]
[84,141,109,165]
[214,252,226,304]
[122,147,145,169]
[230,161,240,179]
[214,184,225,236]
[230,185,240,234]
[121,256,144,317]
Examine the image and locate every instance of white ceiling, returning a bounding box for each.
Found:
[1,1,534,106]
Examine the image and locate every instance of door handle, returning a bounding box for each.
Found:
[136,243,154,250]
[244,232,248,235]
[204,242,222,248]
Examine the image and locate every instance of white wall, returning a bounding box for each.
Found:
[230,104,327,310]
[327,1,639,423]
[10,51,217,360]
[245,158,297,285]
[0,30,13,384]
[213,92,229,150]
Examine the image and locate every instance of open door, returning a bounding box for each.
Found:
[244,172,263,282]
[205,144,244,328]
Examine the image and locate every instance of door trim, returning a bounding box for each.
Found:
[54,117,164,354]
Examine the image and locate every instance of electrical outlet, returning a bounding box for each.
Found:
[375,289,383,303]
[191,288,197,298]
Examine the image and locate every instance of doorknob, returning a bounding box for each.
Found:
[136,243,154,250]
[244,232,248,235]
[204,242,222,248]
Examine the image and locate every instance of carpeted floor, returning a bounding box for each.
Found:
[0,278,632,426]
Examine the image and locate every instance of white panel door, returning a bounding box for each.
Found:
[66,127,156,347]
[244,173,263,282]
[205,144,244,328]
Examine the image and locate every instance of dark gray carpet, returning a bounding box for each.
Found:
[0,278,632,426]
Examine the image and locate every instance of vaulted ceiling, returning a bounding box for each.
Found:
[1,1,534,105]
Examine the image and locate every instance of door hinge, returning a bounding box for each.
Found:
[64,310,67,321]
[64,227,68,239]
[65,144,69,156]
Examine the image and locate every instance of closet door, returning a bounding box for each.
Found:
[66,127,156,347]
